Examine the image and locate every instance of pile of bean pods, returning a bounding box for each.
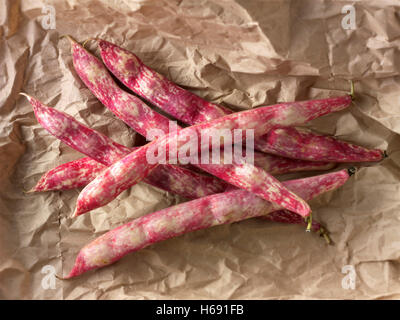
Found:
[22,36,385,278]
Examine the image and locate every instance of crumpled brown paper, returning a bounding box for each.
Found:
[1,0,400,299]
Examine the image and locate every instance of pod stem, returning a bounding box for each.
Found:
[82,37,99,48]
[59,34,76,43]
[306,211,313,232]
[55,273,69,281]
[318,227,332,245]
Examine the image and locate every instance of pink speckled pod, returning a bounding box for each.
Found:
[68,37,170,139]
[65,168,351,278]
[26,93,128,166]
[24,94,229,199]
[98,38,232,125]
[257,127,384,162]
[98,39,380,163]
[30,157,106,192]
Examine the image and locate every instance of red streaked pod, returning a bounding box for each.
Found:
[24,94,229,198]
[67,36,171,138]
[98,39,374,163]
[29,157,106,192]
[24,93,128,166]
[98,38,232,125]
[99,39,383,163]
[253,152,335,174]
[65,168,352,278]
[256,127,385,162]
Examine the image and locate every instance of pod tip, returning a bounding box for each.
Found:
[60,34,77,44]
[22,188,35,194]
[55,273,65,280]
[64,254,87,279]
[72,207,81,218]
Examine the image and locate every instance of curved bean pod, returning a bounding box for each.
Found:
[257,127,384,162]
[65,168,352,278]
[30,157,105,192]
